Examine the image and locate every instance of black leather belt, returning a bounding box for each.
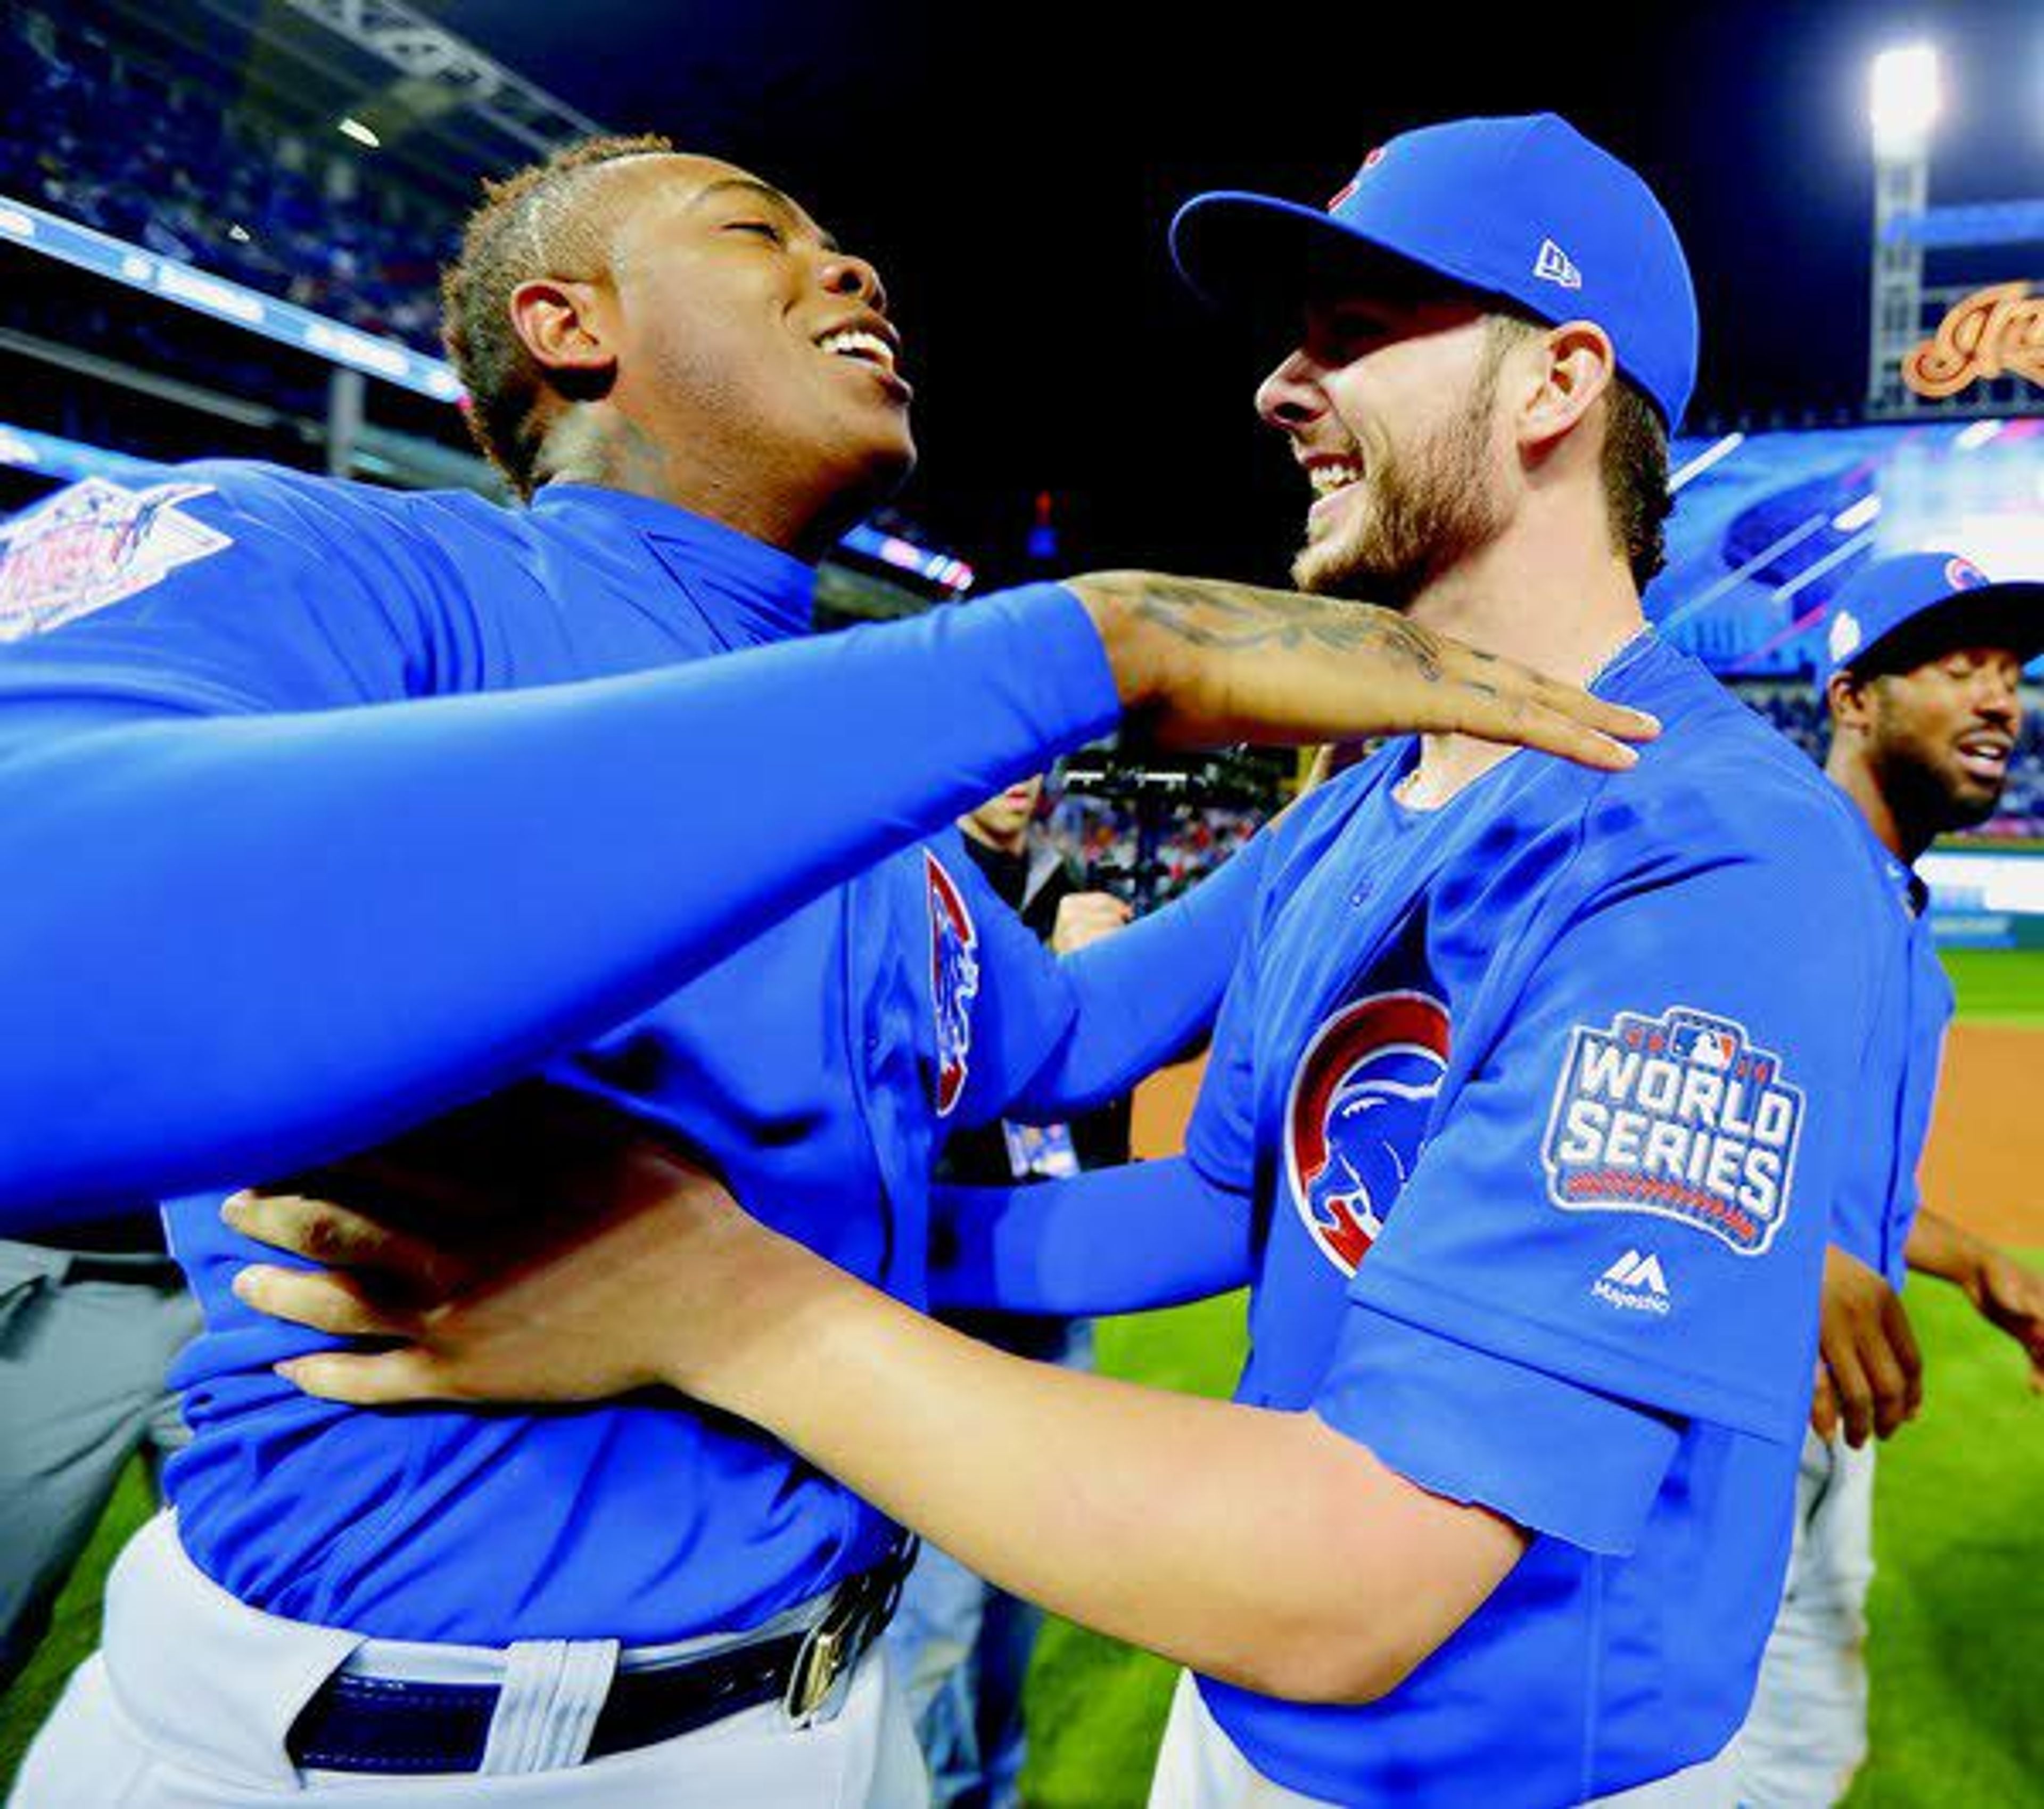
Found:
[286,1541,916,1775]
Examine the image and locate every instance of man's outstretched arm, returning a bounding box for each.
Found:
[952,830,1266,1129]
[227,1156,1522,1705]
[932,1155,1255,1317]
[1907,1209,2044,1391]
[0,552,1651,1222]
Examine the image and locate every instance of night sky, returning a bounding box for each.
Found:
[436,0,2044,582]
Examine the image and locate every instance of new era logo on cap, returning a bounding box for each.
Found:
[1946,556,1987,592]
[1534,239,1582,290]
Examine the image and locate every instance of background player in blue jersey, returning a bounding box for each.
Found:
[1729,553,2044,1808]
[228,117,1908,1808]
[0,135,1655,1804]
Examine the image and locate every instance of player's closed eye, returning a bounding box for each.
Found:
[725,218,786,244]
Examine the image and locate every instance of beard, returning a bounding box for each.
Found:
[1869,722,2008,838]
[1291,363,1510,608]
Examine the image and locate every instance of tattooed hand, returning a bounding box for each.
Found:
[1063,571,1656,770]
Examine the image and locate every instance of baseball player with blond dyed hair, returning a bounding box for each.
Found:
[0,133,1649,1804]
[225,116,1916,1807]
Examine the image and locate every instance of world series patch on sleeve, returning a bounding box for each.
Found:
[0,478,229,640]
[1541,1006,1804,1255]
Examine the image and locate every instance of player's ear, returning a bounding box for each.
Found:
[509,278,619,391]
[1826,668,1874,735]
[1517,321,1614,454]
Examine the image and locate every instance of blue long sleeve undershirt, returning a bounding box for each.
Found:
[0,584,1119,1224]
[978,834,1267,1126]
[930,1155,1254,1317]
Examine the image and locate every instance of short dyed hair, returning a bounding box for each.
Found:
[441,133,675,497]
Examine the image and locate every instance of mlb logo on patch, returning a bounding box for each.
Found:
[1542,1006,1803,1255]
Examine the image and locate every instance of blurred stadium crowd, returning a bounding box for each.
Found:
[1,0,2039,840]
[2,0,450,352]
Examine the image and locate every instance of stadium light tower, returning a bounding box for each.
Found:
[1867,43,1941,413]
[1869,44,1941,157]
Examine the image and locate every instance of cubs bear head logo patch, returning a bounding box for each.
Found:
[1283,991,1450,1276]
[1542,1005,1804,1255]
[925,850,980,1117]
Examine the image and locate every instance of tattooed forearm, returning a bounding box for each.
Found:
[1080,571,1444,679]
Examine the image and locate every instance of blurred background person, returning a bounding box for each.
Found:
[888,770,1140,1809]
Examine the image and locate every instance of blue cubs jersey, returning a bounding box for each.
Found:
[0,464,1235,1644]
[1181,632,1906,1806]
[1826,852,1954,1289]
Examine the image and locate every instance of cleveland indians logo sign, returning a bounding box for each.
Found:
[1283,991,1450,1275]
[925,851,980,1117]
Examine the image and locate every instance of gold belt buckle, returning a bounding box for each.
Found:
[783,1574,869,1723]
[781,1540,916,1725]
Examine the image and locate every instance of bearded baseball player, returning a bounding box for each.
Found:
[1729,552,2044,1807]
[0,136,1652,1804]
[225,115,1913,1807]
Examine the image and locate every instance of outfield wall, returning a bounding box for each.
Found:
[1924,844,2044,949]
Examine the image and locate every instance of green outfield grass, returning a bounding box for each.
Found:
[4,952,2041,1799]
[1940,946,2044,1027]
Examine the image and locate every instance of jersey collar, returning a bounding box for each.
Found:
[530,484,818,646]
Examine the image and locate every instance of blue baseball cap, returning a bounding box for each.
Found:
[1819,552,2044,689]
[1169,113,1699,429]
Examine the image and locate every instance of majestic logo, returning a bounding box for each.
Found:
[1901,282,2043,402]
[925,851,980,1117]
[1534,239,1583,290]
[1594,1248,1672,1317]
[1827,609,1862,665]
[0,479,227,642]
[1944,556,1987,593]
[1543,1006,1804,1255]
[1283,991,1450,1276]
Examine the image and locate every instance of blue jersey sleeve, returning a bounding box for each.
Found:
[931,1155,1254,1314]
[0,474,1122,1223]
[954,833,1267,1128]
[1314,788,1892,1556]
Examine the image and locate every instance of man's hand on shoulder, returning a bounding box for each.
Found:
[1059,570,1658,768]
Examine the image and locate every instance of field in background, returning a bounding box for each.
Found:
[3,950,2040,1799]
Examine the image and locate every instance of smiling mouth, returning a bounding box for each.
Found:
[1308,458,1364,498]
[1955,737,2012,781]
[817,328,899,375]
